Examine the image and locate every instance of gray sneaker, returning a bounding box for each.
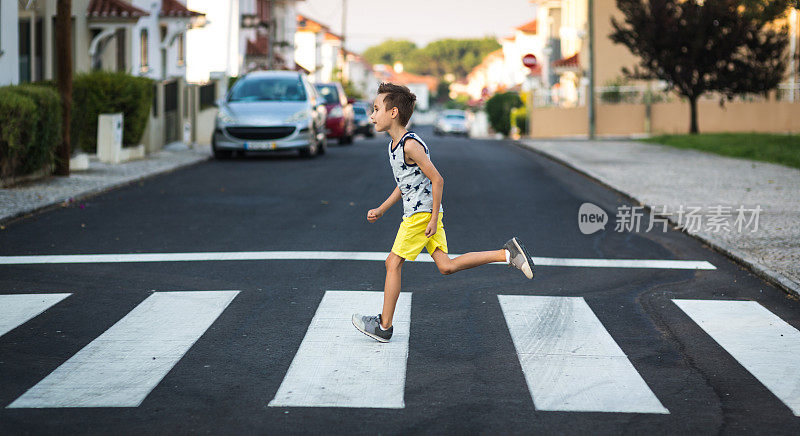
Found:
[351,313,393,343]
[504,237,535,279]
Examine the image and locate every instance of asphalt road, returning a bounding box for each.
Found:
[1,126,799,435]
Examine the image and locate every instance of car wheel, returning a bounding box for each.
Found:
[299,142,318,158]
[212,140,233,159]
[317,132,327,155]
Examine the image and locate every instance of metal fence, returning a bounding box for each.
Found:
[533,81,800,108]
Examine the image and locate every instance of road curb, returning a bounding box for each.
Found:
[515,139,800,300]
[1,153,210,226]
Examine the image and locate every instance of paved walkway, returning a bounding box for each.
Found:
[520,139,800,297]
[0,145,211,224]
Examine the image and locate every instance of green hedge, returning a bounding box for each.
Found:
[511,106,529,135]
[72,71,153,152]
[0,84,61,180]
[486,92,523,136]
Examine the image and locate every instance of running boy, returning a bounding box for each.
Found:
[352,82,534,343]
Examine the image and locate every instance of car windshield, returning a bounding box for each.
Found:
[315,85,340,105]
[353,107,367,116]
[445,113,466,120]
[229,77,307,102]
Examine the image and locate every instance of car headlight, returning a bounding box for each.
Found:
[285,110,309,123]
[217,108,234,125]
[329,106,343,118]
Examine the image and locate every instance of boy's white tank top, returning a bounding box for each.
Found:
[388,131,443,218]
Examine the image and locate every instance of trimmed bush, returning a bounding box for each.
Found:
[10,85,62,174]
[511,106,529,136]
[0,84,61,181]
[71,71,153,152]
[485,92,523,136]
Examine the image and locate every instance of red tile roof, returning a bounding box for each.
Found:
[297,14,327,33]
[378,70,438,92]
[87,0,149,19]
[553,53,579,67]
[516,19,538,34]
[325,31,342,42]
[160,0,203,17]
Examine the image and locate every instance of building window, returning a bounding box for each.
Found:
[177,33,184,66]
[140,29,149,72]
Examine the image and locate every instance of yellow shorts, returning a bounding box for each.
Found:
[391,212,448,261]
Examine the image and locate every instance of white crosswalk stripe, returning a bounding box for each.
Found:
[0,293,71,337]
[269,291,412,408]
[4,289,800,415]
[498,295,669,413]
[674,299,800,416]
[8,291,239,408]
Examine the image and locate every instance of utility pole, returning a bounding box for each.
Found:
[55,0,72,176]
[587,0,596,139]
[340,0,347,81]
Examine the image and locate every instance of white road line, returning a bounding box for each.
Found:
[498,295,669,414]
[0,251,716,270]
[674,299,800,416]
[8,290,239,408]
[269,291,411,408]
[0,294,71,337]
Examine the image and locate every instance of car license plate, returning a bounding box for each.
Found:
[245,141,277,150]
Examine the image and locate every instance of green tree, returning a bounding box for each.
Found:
[485,92,523,136]
[362,37,501,81]
[412,38,500,79]
[610,0,791,134]
[362,40,418,66]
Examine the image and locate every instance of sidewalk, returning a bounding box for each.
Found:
[520,138,800,298]
[0,145,211,224]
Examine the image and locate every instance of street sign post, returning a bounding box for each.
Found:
[522,53,538,70]
[522,54,538,138]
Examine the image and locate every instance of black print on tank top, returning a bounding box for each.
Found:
[413,200,423,211]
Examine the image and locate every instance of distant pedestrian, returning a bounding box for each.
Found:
[351,82,535,343]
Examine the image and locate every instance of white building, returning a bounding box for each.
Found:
[498,18,547,89]
[186,0,239,83]
[294,13,345,83]
[239,0,301,73]
[343,50,379,99]
[0,2,20,86]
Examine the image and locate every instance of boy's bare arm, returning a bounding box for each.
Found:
[367,186,401,222]
[404,140,443,237]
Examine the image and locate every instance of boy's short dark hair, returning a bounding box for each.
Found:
[378,82,416,127]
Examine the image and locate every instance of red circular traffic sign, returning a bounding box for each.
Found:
[522,53,538,69]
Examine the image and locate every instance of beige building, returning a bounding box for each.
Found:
[527,0,800,136]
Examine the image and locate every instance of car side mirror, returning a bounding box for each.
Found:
[214,98,225,108]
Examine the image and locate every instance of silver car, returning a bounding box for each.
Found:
[212,71,327,158]
[433,109,470,137]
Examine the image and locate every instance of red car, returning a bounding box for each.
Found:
[314,82,355,145]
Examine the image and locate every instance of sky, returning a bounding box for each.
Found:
[296,0,538,53]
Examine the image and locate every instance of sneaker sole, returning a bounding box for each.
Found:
[351,316,390,343]
[512,237,535,279]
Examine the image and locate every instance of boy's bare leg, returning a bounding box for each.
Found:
[431,248,505,275]
[381,252,405,328]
